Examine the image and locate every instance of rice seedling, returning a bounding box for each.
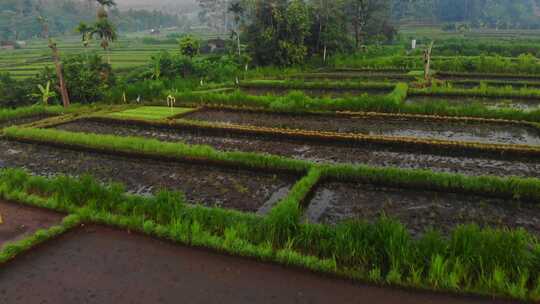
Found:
[106,106,193,121]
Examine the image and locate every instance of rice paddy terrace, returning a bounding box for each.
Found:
[0,37,178,79]
[2,67,540,302]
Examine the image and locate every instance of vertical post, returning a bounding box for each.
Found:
[424,41,434,84]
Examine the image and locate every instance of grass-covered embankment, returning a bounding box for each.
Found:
[4,126,540,203]
[173,83,408,113]
[0,105,65,123]
[1,167,540,302]
[410,83,540,100]
[86,113,540,159]
[105,106,196,121]
[173,83,540,123]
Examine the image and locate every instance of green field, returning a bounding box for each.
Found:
[0,36,179,79]
[107,106,193,120]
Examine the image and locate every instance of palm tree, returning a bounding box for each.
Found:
[91,0,117,64]
[75,22,93,48]
[92,18,117,64]
[96,0,116,19]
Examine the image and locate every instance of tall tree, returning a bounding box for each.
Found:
[92,0,117,64]
[38,16,70,108]
[346,0,390,49]
[75,22,92,48]
[246,0,310,66]
[307,0,350,62]
[229,1,245,57]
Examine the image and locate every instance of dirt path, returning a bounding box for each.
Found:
[0,225,516,304]
[0,200,64,248]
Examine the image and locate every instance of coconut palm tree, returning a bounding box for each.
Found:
[90,0,117,64]
[92,18,117,64]
[96,0,116,19]
[75,22,93,48]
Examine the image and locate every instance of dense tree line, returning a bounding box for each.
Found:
[392,0,540,29]
[197,0,398,66]
[0,0,190,40]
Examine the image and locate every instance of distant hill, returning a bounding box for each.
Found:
[115,0,197,11]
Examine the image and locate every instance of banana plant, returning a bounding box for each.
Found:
[32,81,57,106]
[150,54,162,80]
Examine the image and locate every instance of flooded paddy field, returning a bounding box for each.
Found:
[51,118,540,179]
[0,140,295,213]
[306,182,540,237]
[240,86,391,97]
[406,95,540,112]
[0,224,507,304]
[183,108,540,146]
[0,200,64,248]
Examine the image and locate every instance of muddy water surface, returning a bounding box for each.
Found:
[0,225,513,304]
[184,108,540,146]
[0,200,64,248]
[53,119,540,179]
[406,96,540,112]
[0,140,294,213]
[306,182,540,237]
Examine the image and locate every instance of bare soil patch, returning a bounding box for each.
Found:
[0,200,64,248]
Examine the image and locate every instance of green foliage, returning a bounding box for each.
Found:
[0,73,41,107]
[176,84,540,122]
[179,35,201,59]
[434,39,540,57]
[147,51,240,82]
[0,105,65,123]
[31,81,56,106]
[240,79,395,91]
[40,53,114,104]
[176,83,408,113]
[246,0,311,66]
[411,81,540,100]
[333,52,540,75]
